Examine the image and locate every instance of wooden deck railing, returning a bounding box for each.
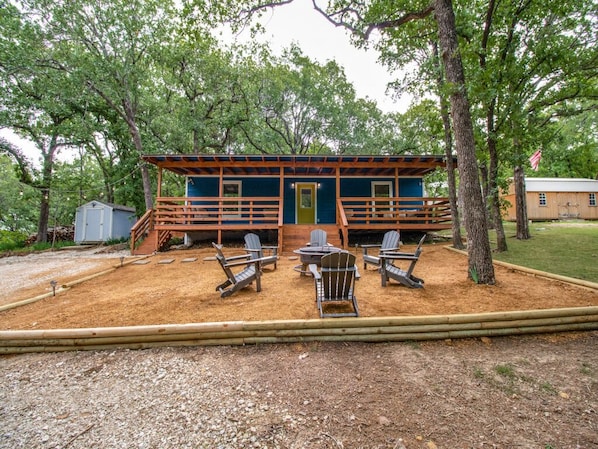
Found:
[338,197,452,229]
[130,209,152,253]
[336,196,451,249]
[131,195,450,253]
[153,196,282,230]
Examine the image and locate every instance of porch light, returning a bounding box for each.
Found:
[291,183,295,189]
[317,183,321,188]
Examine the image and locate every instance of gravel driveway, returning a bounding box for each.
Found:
[1,334,597,448]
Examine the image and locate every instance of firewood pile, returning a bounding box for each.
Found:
[25,226,75,245]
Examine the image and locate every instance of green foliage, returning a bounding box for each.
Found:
[469,266,479,284]
[0,230,28,251]
[0,155,38,233]
[494,364,516,379]
[104,237,129,246]
[580,362,592,375]
[540,382,557,395]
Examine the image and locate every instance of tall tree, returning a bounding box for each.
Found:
[202,0,495,283]
[25,0,180,211]
[239,46,387,155]
[0,4,86,242]
[462,0,598,244]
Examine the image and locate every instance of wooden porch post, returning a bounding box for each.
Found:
[279,167,284,249]
[157,167,163,198]
[218,167,223,244]
[336,166,347,248]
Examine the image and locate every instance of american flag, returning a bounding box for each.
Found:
[529,149,542,171]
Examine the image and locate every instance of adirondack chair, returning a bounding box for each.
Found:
[307,229,329,247]
[212,242,263,298]
[309,251,360,318]
[244,233,278,270]
[378,234,427,288]
[361,230,401,270]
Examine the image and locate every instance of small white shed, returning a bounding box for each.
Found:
[74,200,137,244]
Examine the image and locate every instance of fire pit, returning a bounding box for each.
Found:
[293,246,343,275]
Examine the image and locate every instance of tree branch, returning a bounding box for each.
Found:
[363,5,435,40]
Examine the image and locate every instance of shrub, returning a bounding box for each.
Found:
[0,230,28,252]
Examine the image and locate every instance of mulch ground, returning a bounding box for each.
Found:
[1,242,597,330]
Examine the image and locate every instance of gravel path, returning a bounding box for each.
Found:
[0,247,133,307]
[1,334,597,449]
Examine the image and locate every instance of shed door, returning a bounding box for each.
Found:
[557,193,580,218]
[84,207,104,241]
[296,183,316,224]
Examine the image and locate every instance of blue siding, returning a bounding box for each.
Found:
[341,178,379,196]
[186,175,424,224]
[283,182,295,223]
[399,178,424,207]
[187,177,279,196]
[188,177,218,197]
[317,178,336,224]
[282,178,336,224]
[399,178,423,197]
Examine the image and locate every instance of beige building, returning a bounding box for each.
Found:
[502,177,598,221]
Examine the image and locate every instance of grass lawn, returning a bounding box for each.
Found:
[489,221,598,283]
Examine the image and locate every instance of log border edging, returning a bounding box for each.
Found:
[1,306,597,354]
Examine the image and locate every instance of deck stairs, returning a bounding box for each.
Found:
[281,224,342,254]
[132,230,158,255]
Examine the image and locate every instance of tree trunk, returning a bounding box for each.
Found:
[432,41,464,249]
[514,165,530,239]
[36,136,58,244]
[435,0,495,284]
[36,188,50,244]
[488,136,507,251]
[124,102,154,211]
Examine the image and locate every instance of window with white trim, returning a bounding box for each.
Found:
[590,193,596,207]
[539,192,547,206]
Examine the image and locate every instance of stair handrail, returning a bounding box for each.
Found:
[130,209,153,253]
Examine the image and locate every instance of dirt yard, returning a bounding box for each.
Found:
[1,242,597,448]
[0,240,597,330]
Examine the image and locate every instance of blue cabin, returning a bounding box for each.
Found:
[132,154,453,254]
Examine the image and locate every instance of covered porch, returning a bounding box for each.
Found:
[131,154,454,254]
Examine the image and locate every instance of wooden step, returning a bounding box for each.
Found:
[132,230,158,255]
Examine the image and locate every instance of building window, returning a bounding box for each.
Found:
[223,181,241,217]
[372,181,393,217]
[539,192,547,206]
[590,193,596,207]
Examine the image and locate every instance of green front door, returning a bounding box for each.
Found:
[296,183,316,224]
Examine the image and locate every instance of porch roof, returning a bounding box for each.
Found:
[142,154,451,177]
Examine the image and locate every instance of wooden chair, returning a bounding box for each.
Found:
[212,242,263,298]
[309,251,360,318]
[307,229,329,247]
[244,233,278,270]
[378,234,426,288]
[361,230,401,270]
